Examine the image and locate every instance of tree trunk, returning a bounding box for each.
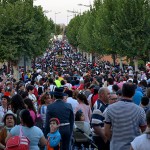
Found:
[13,65,19,81]
[119,56,123,70]
[134,58,139,72]
[112,54,116,66]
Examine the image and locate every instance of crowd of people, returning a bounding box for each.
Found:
[0,38,150,150]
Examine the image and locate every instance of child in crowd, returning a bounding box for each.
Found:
[46,118,61,150]
[140,96,150,113]
[75,109,85,121]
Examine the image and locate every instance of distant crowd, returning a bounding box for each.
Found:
[0,38,150,150]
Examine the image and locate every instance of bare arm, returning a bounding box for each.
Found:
[93,126,107,142]
[39,136,47,146]
[5,133,12,143]
[0,143,5,149]
[104,123,111,140]
[130,145,134,150]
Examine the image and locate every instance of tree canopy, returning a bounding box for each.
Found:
[66,0,150,64]
[0,0,55,64]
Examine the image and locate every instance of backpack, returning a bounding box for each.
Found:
[5,126,30,150]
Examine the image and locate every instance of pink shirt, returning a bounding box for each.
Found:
[75,103,92,123]
[29,110,36,122]
[117,82,124,89]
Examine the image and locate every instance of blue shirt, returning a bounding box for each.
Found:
[10,125,44,150]
[133,91,143,105]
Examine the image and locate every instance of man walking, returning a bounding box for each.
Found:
[91,87,110,150]
[104,83,147,150]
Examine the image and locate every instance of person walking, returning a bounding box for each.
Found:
[91,87,110,150]
[5,109,47,150]
[104,83,147,150]
[130,110,150,150]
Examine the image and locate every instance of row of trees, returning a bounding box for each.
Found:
[0,0,56,66]
[66,0,150,70]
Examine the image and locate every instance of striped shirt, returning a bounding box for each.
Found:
[105,99,146,150]
[91,100,108,136]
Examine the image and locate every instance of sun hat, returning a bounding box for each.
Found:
[3,110,16,122]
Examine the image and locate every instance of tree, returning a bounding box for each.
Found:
[66,15,81,48]
[111,0,150,70]
[0,0,55,64]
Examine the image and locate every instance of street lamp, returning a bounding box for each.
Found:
[78,4,91,7]
[55,12,61,35]
[44,10,52,14]
[67,10,79,17]
[67,10,79,13]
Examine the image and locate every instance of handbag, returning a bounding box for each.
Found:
[5,126,30,150]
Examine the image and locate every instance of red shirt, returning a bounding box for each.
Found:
[91,94,98,107]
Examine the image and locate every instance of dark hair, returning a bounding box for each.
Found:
[1,95,11,103]
[75,110,83,121]
[3,114,16,126]
[64,90,73,97]
[133,79,138,85]
[26,85,34,92]
[77,93,89,105]
[38,87,43,95]
[140,80,148,87]
[24,98,36,114]
[141,97,149,106]
[112,84,119,92]
[21,91,28,99]
[20,109,34,128]
[49,78,54,84]
[122,83,135,98]
[11,94,26,113]
[31,80,35,85]
[107,78,114,85]
[61,80,65,85]
[75,80,80,85]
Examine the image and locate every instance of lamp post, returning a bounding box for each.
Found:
[55,12,61,35]
[44,10,52,14]
[78,4,91,7]
[67,10,79,16]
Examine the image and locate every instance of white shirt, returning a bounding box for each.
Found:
[66,97,79,113]
[107,85,113,93]
[0,106,5,122]
[49,85,56,92]
[36,75,42,82]
[64,83,72,90]
[131,134,150,150]
[28,94,37,111]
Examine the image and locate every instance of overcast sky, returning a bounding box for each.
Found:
[33,0,94,25]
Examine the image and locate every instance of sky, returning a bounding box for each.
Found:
[33,0,94,25]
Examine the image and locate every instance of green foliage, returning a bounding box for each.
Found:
[112,0,150,59]
[66,15,81,48]
[0,0,55,64]
[66,0,150,61]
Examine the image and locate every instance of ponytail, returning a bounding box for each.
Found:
[20,109,34,128]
